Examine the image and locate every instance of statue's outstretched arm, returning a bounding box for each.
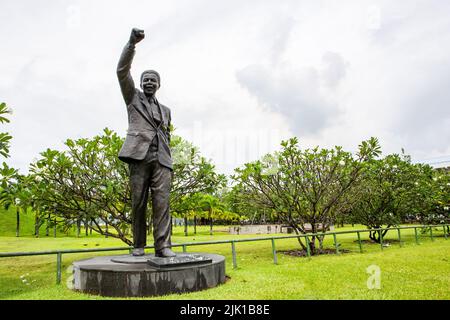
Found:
[117,28,145,105]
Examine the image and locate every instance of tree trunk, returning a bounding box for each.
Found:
[251,211,256,225]
[76,219,81,238]
[15,208,20,237]
[90,220,93,235]
[369,229,383,243]
[295,237,306,250]
[53,218,57,238]
[35,215,40,238]
[318,235,324,251]
[209,209,213,236]
[309,237,316,255]
[293,230,307,250]
[84,219,89,236]
[184,216,188,236]
[194,216,197,235]
[105,221,108,238]
[308,225,317,255]
[46,212,50,237]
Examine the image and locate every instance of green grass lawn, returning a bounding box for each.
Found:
[0,224,449,300]
[0,207,43,237]
[0,206,73,238]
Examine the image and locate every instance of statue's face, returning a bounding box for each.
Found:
[141,73,160,96]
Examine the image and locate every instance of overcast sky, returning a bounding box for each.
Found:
[1,0,449,175]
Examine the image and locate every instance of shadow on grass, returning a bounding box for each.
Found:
[354,239,401,244]
[278,248,351,257]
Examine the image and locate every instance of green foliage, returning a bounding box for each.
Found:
[198,194,225,216]
[170,136,226,214]
[348,153,450,242]
[172,192,241,227]
[223,184,271,223]
[232,137,381,254]
[0,162,18,190]
[0,102,12,158]
[28,128,224,245]
[348,154,416,242]
[409,167,450,225]
[433,169,450,220]
[232,136,449,246]
[0,102,15,206]
[0,172,34,237]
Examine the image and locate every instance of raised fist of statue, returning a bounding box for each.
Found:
[129,28,145,45]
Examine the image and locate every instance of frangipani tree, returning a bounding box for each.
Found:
[0,172,32,237]
[232,137,381,255]
[348,154,415,242]
[29,128,224,245]
[0,102,12,159]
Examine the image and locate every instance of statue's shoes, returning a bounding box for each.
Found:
[155,248,176,258]
[132,248,145,256]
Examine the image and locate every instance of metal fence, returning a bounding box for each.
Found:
[0,224,448,285]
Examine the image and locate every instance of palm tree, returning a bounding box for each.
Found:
[199,194,225,236]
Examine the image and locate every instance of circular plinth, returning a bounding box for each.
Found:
[72,253,225,297]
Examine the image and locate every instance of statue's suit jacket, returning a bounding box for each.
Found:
[117,43,172,170]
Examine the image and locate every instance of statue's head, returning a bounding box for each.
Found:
[140,70,160,96]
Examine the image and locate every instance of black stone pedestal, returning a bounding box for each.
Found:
[72,253,225,297]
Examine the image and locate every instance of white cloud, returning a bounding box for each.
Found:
[1,0,449,176]
[236,61,341,136]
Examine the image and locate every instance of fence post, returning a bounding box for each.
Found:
[56,252,62,285]
[305,236,311,259]
[3,223,447,284]
[333,233,340,254]
[231,241,237,269]
[271,238,278,265]
[357,231,363,253]
[414,227,419,244]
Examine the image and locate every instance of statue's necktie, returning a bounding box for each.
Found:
[148,101,161,125]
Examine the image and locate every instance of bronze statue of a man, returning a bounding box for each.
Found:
[117,28,175,257]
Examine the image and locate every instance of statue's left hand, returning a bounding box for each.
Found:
[129,28,145,45]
